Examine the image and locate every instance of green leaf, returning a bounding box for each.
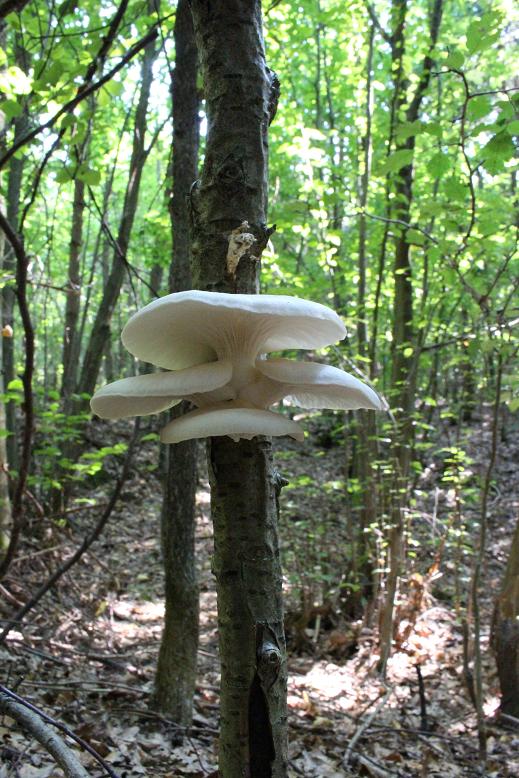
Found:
[59,114,76,130]
[104,79,124,97]
[445,50,465,69]
[481,131,515,174]
[506,120,519,136]
[467,95,493,121]
[444,177,466,201]
[427,152,450,178]
[141,433,159,442]
[0,100,22,119]
[497,100,515,120]
[380,149,414,174]
[406,228,426,246]
[423,122,442,138]
[466,17,500,55]
[5,13,21,31]
[55,167,73,184]
[395,121,423,142]
[77,167,101,186]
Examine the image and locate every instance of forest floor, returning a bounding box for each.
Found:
[1,407,519,778]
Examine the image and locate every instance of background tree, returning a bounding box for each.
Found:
[154,0,200,727]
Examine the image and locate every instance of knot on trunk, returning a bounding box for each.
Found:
[257,637,282,691]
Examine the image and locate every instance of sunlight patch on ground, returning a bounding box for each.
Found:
[483,694,500,717]
[287,603,459,721]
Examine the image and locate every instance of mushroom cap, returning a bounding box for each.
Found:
[160,404,305,444]
[90,361,232,419]
[254,359,384,410]
[122,291,346,370]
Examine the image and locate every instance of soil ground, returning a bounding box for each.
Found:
[1,407,519,777]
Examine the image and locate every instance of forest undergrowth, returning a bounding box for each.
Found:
[1,407,518,778]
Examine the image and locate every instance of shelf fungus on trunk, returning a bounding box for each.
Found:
[90,290,384,441]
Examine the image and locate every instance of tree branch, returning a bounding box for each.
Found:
[81,0,130,87]
[0,28,159,171]
[0,0,31,20]
[406,0,443,122]
[0,211,35,581]
[0,685,119,778]
[364,1,391,43]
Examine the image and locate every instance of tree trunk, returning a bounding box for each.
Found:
[3,104,27,475]
[354,23,378,613]
[0,73,12,553]
[189,2,288,774]
[61,169,86,407]
[154,0,200,727]
[78,29,157,398]
[493,512,519,718]
[378,0,443,674]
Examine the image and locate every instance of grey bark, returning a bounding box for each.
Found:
[154,0,200,727]
[0,692,90,778]
[493,512,519,718]
[189,1,288,775]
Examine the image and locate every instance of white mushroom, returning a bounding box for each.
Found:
[246,359,383,410]
[90,361,233,419]
[90,291,384,442]
[120,290,348,369]
[160,404,305,444]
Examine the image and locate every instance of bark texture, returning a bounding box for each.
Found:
[189,2,287,774]
[154,0,199,727]
[493,513,519,717]
[156,426,198,724]
[189,0,276,294]
[209,438,287,777]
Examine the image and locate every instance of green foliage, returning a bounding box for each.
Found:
[0,0,516,632]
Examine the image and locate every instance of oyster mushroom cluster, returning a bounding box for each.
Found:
[90,291,384,443]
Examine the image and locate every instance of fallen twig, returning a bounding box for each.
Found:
[19,679,149,695]
[0,583,24,608]
[344,685,394,767]
[0,685,117,777]
[118,705,219,736]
